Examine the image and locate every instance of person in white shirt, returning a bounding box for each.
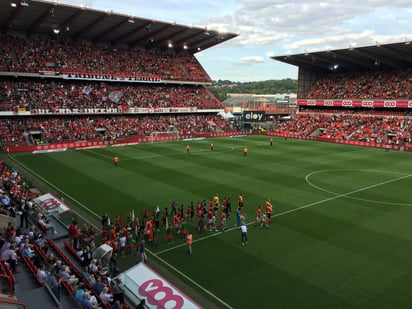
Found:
[38,215,57,234]
[37,264,48,285]
[240,223,248,245]
[99,286,113,305]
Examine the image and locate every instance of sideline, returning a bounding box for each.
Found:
[8,154,102,231]
[8,154,233,309]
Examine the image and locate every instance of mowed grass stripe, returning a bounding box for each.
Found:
[10,136,412,308]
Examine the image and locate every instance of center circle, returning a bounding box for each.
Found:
[305,169,412,206]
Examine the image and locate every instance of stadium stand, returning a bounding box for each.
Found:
[269,42,412,150]
[300,69,412,100]
[0,78,223,111]
[0,1,240,307]
[0,114,234,147]
[0,34,212,83]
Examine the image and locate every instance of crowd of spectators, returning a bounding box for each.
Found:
[0,78,223,112]
[0,114,235,146]
[273,112,412,145]
[0,34,211,83]
[300,69,412,99]
[0,161,131,308]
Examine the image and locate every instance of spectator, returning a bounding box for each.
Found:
[99,286,113,305]
[58,265,79,288]
[1,243,18,273]
[136,299,146,309]
[38,215,57,234]
[68,219,81,250]
[111,277,125,303]
[36,264,48,285]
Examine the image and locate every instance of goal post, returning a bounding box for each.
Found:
[149,131,180,143]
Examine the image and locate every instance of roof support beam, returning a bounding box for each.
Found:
[60,8,85,34]
[153,28,189,48]
[130,24,172,48]
[1,4,23,34]
[93,17,129,43]
[73,12,110,40]
[27,3,55,37]
[114,21,152,45]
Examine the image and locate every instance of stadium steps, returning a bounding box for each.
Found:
[11,260,79,309]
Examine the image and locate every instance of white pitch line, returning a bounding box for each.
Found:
[156,173,412,255]
[9,155,102,231]
[152,254,234,309]
[9,154,233,309]
[271,173,411,218]
[86,148,236,162]
[305,169,412,206]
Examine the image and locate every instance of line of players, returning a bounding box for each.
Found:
[100,194,274,252]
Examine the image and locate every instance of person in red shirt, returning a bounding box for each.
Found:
[113,156,119,166]
[210,143,214,151]
[217,211,227,232]
[173,214,181,234]
[186,144,190,154]
[68,219,80,250]
[270,137,273,146]
[243,147,248,156]
[253,206,262,226]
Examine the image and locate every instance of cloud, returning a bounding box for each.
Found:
[235,56,265,65]
[201,0,412,50]
[283,31,412,52]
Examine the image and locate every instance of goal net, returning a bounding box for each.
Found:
[149,131,180,143]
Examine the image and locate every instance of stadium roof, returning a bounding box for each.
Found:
[271,41,412,74]
[0,0,238,54]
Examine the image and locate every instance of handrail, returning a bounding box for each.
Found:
[0,273,14,297]
[0,299,26,308]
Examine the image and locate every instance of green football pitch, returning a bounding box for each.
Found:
[7,135,412,308]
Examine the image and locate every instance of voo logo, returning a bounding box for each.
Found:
[139,279,185,309]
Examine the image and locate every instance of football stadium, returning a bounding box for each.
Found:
[1,1,412,309]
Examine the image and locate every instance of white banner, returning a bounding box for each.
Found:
[62,72,162,83]
[32,193,70,215]
[123,263,201,309]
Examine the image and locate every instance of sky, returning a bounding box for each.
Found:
[57,0,412,82]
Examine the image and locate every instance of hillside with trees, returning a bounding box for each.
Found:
[208,79,297,102]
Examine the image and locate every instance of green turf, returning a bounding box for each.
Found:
[9,136,412,308]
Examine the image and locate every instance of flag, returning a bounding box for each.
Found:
[82,86,92,95]
[131,209,135,222]
[165,216,169,229]
[108,91,123,103]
